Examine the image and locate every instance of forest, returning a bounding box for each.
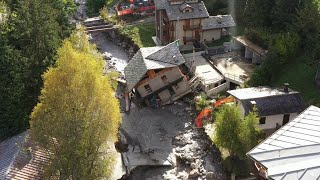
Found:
[204,0,320,105]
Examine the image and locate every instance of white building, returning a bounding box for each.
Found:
[247,105,320,180]
[227,86,306,135]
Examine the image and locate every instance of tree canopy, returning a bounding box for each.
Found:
[30,28,121,179]
[0,0,76,140]
[213,105,262,158]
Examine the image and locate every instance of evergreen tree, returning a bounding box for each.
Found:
[213,105,261,158]
[213,105,243,157]
[0,37,29,140]
[30,28,121,179]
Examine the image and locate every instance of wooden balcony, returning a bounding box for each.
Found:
[183,24,201,31]
[183,36,200,42]
[170,25,174,31]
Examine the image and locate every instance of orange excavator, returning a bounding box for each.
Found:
[195,96,234,128]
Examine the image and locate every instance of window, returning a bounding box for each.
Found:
[169,87,176,96]
[283,114,290,125]
[144,84,153,94]
[214,83,219,87]
[221,80,227,84]
[161,75,168,84]
[259,117,266,125]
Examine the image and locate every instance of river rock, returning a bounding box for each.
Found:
[189,169,199,178]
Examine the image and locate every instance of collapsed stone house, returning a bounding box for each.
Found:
[227,85,306,136]
[124,41,191,107]
[154,0,236,46]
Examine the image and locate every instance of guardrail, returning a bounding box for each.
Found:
[224,73,245,84]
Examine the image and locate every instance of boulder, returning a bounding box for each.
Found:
[189,169,199,178]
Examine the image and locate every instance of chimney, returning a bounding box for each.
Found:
[250,101,256,111]
[284,83,289,93]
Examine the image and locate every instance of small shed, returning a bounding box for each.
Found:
[233,36,267,65]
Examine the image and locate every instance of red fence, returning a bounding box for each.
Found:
[117,5,155,16]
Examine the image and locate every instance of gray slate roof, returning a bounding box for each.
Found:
[155,0,209,21]
[247,106,320,180]
[227,87,306,116]
[124,41,185,92]
[202,15,236,30]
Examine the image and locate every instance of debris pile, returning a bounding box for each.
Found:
[163,128,226,180]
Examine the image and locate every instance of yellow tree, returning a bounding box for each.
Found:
[30,28,121,179]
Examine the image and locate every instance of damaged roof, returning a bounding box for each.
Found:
[227,87,306,116]
[247,105,320,180]
[155,0,209,21]
[202,15,236,30]
[124,41,185,92]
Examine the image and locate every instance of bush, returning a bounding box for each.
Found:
[194,93,211,111]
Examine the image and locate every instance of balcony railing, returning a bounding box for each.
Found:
[183,36,200,42]
[183,24,201,31]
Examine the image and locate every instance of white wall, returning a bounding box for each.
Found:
[259,113,298,130]
[202,29,221,42]
[137,68,183,97]
[237,101,299,130]
[206,81,230,96]
[174,19,202,45]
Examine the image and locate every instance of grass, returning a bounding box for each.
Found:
[205,35,232,47]
[106,0,119,7]
[122,23,155,47]
[273,58,320,106]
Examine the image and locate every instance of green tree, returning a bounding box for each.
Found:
[239,110,262,156]
[213,105,243,157]
[0,38,29,140]
[87,0,106,16]
[30,28,121,179]
[213,105,261,158]
[0,0,76,139]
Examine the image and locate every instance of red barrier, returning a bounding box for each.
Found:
[194,96,234,128]
[195,108,212,128]
[117,5,155,16]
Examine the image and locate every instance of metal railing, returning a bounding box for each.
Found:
[224,73,245,84]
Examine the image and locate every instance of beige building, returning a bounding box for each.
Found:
[124,41,191,107]
[154,0,236,46]
[227,86,306,136]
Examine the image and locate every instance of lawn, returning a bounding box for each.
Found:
[122,23,156,47]
[205,35,232,47]
[273,58,320,106]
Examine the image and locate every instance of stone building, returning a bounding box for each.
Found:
[154,0,236,46]
[124,41,191,106]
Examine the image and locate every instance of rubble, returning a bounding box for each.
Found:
[122,101,226,180]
